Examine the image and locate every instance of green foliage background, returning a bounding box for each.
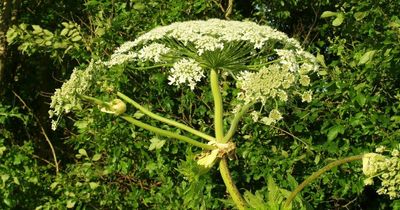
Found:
[1,0,399,209]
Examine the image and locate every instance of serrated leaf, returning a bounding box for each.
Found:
[148,137,166,151]
[78,149,88,157]
[321,11,337,18]
[244,190,266,209]
[358,50,376,65]
[332,13,344,26]
[92,154,102,161]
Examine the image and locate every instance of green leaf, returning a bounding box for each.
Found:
[50,182,59,190]
[32,25,43,32]
[66,200,76,208]
[13,177,20,185]
[133,3,145,10]
[78,149,88,157]
[354,12,367,21]
[358,50,376,65]
[0,146,6,156]
[148,137,166,151]
[1,174,10,183]
[321,11,337,18]
[71,35,82,42]
[244,190,266,209]
[133,111,145,119]
[327,125,345,141]
[60,28,69,36]
[316,53,327,68]
[332,13,344,26]
[89,182,100,189]
[92,154,102,161]
[355,93,366,107]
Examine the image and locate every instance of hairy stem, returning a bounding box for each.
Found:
[219,157,247,210]
[223,102,253,143]
[117,91,215,142]
[211,69,224,142]
[284,154,364,207]
[120,115,215,150]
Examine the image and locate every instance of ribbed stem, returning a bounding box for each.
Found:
[211,69,224,142]
[117,91,215,142]
[284,154,364,207]
[223,102,253,143]
[219,157,247,210]
[120,115,215,150]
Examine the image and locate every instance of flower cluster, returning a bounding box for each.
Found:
[104,19,317,91]
[362,147,400,199]
[49,19,319,127]
[167,58,205,90]
[48,61,100,130]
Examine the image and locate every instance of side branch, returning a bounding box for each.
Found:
[223,102,253,143]
[117,91,215,142]
[120,115,216,150]
[284,154,364,207]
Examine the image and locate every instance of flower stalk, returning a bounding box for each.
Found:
[117,91,215,142]
[284,154,364,207]
[219,157,248,210]
[223,102,253,143]
[211,69,224,142]
[120,115,216,150]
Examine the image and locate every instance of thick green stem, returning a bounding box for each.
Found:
[120,115,215,150]
[219,157,247,210]
[211,69,224,142]
[284,154,364,208]
[117,91,215,142]
[223,102,253,143]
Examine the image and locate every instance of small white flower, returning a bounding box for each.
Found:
[168,58,204,90]
[137,43,170,62]
[301,91,313,103]
[250,111,260,122]
[269,109,283,121]
[299,75,311,86]
[375,145,386,153]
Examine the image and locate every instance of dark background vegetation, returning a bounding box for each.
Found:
[0,0,399,209]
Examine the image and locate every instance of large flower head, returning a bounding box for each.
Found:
[106,19,318,92]
[49,19,319,127]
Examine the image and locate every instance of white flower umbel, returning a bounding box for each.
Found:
[50,19,319,129]
[363,148,400,199]
[49,60,101,130]
[137,43,170,62]
[168,58,205,90]
[236,64,296,104]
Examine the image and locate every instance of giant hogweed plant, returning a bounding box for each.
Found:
[49,19,400,209]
